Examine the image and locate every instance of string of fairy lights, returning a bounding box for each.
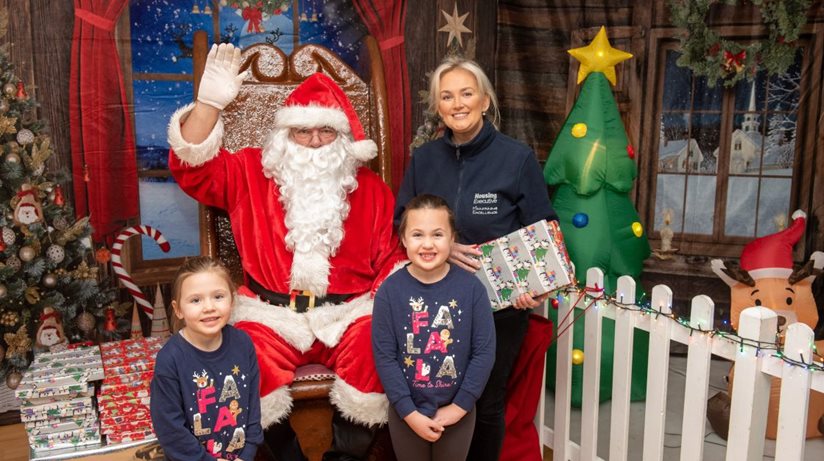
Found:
[549,285,824,373]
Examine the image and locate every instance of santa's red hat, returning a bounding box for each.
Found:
[739,210,806,279]
[274,73,377,162]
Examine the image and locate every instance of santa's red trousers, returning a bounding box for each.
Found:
[235,316,383,396]
[500,314,554,461]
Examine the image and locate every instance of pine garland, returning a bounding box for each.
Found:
[668,0,812,87]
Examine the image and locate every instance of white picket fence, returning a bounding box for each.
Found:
[538,267,824,461]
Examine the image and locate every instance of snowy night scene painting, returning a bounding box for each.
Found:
[654,49,801,240]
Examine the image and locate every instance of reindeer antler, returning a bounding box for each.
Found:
[721,264,756,287]
[788,258,823,285]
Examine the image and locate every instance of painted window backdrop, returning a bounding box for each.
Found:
[128,0,366,260]
[654,46,802,243]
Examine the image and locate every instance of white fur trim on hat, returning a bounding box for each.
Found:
[349,139,378,162]
[330,378,389,426]
[275,105,351,134]
[230,294,315,352]
[260,385,293,428]
[167,103,225,167]
[305,294,373,347]
[747,267,794,280]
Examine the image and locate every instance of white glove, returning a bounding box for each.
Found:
[197,43,246,110]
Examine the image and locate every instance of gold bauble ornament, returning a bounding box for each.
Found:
[19,245,36,262]
[571,348,585,365]
[0,284,6,299]
[5,370,22,389]
[76,311,96,334]
[631,221,644,238]
[2,83,16,97]
[5,153,20,164]
[42,273,58,288]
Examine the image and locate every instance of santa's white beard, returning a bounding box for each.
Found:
[261,129,360,296]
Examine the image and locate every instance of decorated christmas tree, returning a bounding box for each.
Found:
[0,9,116,389]
[543,27,651,406]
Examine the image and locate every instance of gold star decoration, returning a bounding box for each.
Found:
[4,325,31,360]
[438,3,472,48]
[449,299,458,308]
[232,365,240,375]
[404,356,414,368]
[567,26,632,86]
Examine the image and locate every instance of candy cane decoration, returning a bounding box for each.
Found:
[111,225,171,318]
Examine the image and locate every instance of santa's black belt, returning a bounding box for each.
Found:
[246,276,354,313]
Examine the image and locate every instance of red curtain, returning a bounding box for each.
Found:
[70,1,138,243]
[352,0,410,193]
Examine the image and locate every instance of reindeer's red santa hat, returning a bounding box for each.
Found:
[739,210,806,280]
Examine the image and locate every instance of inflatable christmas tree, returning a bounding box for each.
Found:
[543,27,651,406]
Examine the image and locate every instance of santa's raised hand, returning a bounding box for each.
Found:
[197,43,246,110]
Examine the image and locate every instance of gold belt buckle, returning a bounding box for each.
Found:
[289,290,316,311]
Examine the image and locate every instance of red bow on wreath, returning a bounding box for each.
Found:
[723,50,746,74]
[242,6,263,33]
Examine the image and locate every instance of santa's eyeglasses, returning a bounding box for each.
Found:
[290,127,338,143]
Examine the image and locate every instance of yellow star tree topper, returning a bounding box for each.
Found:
[567,26,632,86]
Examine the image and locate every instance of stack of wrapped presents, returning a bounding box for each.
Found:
[97,336,164,443]
[16,345,104,453]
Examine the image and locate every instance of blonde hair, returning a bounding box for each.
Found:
[427,56,501,129]
[170,256,236,333]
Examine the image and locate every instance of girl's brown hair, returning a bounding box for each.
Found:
[169,256,236,333]
[397,194,457,239]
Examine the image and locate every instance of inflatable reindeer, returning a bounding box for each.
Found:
[709,210,824,439]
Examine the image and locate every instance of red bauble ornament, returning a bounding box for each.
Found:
[104,307,117,332]
[626,144,636,159]
[551,297,560,310]
[0,240,5,252]
[52,184,65,207]
[16,81,27,100]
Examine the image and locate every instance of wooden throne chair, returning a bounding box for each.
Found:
[191,31,394,461]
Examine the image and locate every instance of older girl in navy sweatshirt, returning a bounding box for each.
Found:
[372,194,495,461]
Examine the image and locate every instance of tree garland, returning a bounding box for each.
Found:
[667,0,812,87]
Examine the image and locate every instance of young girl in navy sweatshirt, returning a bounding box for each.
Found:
[150,257,262,461]
[372,194,495,461]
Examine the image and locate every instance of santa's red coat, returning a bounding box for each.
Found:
[169,146,402,297]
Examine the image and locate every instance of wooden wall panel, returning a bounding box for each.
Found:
[30,0,72,174]
[0,0,72,179]
[496,0,641,160]
[405,0,498,149]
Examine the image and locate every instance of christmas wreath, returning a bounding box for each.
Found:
[224,1,291,33]
[667,0,812,87]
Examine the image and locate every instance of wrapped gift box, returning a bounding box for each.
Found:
[20,396,95,423]
[25,414,98,436]
[475,220,575,310]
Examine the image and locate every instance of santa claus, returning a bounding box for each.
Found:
[167,43,405,461]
